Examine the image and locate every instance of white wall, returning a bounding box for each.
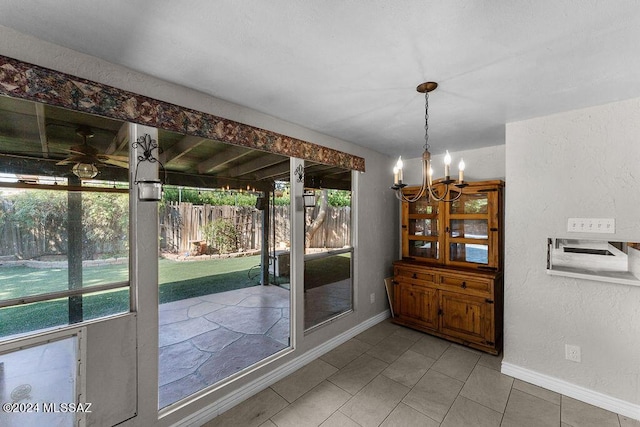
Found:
[401,144,505,186]
[0,25,399,426]
[503,98,640,416]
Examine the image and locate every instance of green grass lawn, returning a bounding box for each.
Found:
[0,255,262,338]
[0,253,351,338]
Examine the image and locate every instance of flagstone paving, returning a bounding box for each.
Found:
[159,284,290,408]
[158,279,353,408]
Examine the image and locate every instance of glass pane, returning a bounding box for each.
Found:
[450,220,488,239]
[0,287,129,339]
[0,185,130,338]
[409,218,438,236]
[409,198,437,215]
[449,243,489,264]
[304,165,353,331]
[450,193,488,214]
[409,240,439,259]
[157,129,295,408]
[304,250,353,329]
[0,336,78,427]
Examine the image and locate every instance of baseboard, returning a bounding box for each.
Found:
[501,362,640,421]
[174,310,391,427]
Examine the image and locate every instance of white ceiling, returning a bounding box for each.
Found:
[1,1,640,158]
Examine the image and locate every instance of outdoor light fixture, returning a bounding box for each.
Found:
[72,162,98,179]
[303,190,317,208]
[391,82,468,203]
[133,133,165,201]
[137,180,163,201]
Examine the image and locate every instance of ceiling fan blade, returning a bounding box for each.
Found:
[56,158,76,166]
[99,158,129,168]
[98,154,129,162]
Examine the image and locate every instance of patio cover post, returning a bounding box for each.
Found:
[68,175,83,323]
[260,189,270,285]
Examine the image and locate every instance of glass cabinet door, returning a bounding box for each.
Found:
[446,190,494,267]
[403,194,441,262]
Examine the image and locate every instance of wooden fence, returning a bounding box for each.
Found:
[160,202,350,254]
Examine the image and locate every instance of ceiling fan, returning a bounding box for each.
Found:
[55,125,129,179]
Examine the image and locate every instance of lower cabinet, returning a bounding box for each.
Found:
[392,261,503,354]
[396,281,438,330]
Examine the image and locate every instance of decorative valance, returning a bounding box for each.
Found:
[0,55,365,172]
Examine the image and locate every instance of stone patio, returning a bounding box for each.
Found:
[158,278,353,408]
[158,285,290,408]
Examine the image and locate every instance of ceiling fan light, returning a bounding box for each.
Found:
[72,162,98,179]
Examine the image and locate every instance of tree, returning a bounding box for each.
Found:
[305,189,328,247]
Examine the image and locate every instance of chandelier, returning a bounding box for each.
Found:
[391,82,467,203]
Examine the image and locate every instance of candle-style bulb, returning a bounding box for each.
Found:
[444,150,452,166]
[395,156,404,183]
[444,150,451,178]
[458,158,465,182]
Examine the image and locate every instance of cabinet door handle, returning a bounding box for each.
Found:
[412,273,417,279]
[461,281,467,289]
[392,280,398,285]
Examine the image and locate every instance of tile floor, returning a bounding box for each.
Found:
[204,319,639,427]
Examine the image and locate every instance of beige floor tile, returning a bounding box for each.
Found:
[512,379,561,405]
[204,388,288,427]
[620,415,640,426]
[381,349,435,388]
[380,402,440,427]
[270,381,351,427]
[440,396,502,427]
[355,320,399,345]
[431,345,481,382]
[366,333,416,363]
[327,353,388,395]
[501,388,560,427]
[320,338,371,369]
[561,396,621,427]
[409,333,451,360]
[318,411,361,427]
[402,368,464,422]
[271,359,338,403]
[259,421,278,427]
[477,352,503,371]
[391,325,426,342]
[339,375,410,427]
[459,364,513,413]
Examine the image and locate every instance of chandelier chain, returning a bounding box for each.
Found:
[424,91,430,151]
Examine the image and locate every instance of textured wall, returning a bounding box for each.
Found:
[504,98,640,405]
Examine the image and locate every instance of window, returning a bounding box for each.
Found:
[0,182,130,339]
[303,163,353,330]
[0,97,131,340]
[156,130,292,409]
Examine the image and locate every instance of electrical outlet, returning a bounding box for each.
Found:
[565,344,581,362]
[370,293,375,304]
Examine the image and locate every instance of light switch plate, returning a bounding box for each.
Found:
[567,218,615,234]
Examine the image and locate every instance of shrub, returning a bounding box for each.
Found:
[203,218,239,254]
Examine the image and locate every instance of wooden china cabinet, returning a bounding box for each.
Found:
[392,180,504,354]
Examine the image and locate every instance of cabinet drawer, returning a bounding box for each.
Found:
[395,268,435,283]
[439,275,491,293]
